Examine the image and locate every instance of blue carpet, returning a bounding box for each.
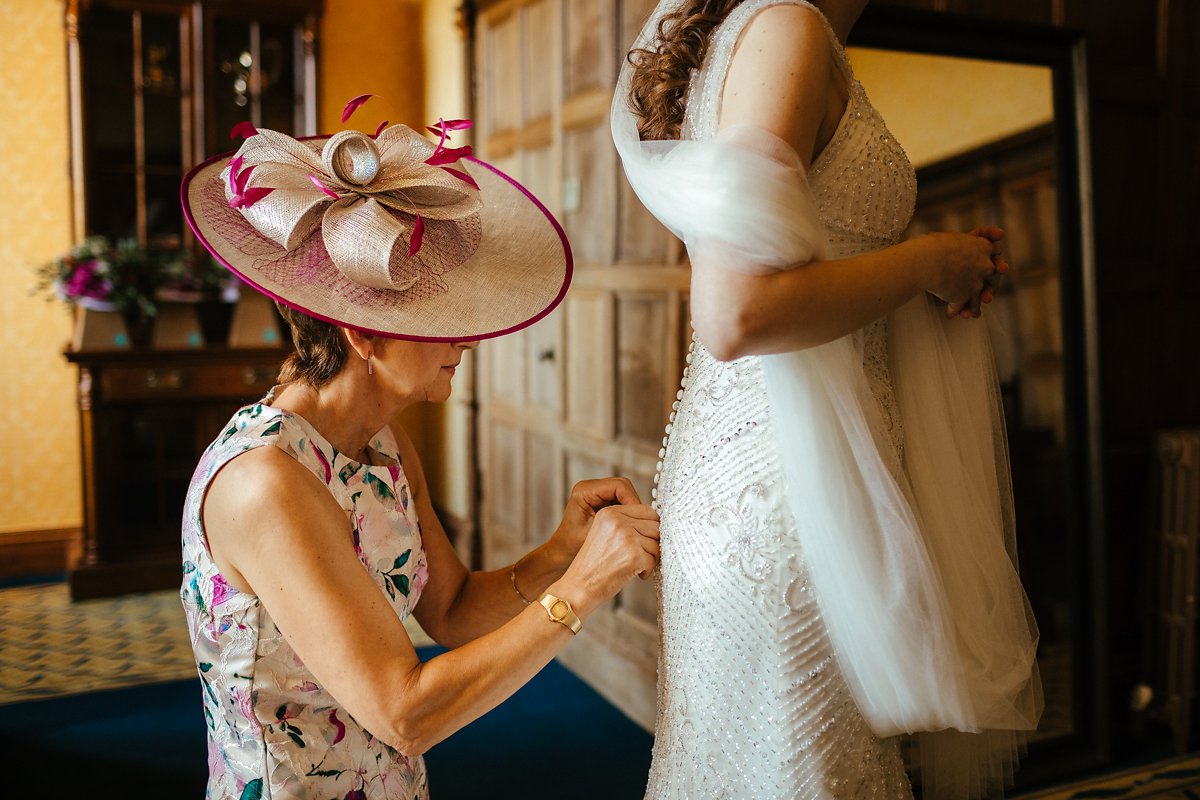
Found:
[0,572,67,589]
[0,647,653,799]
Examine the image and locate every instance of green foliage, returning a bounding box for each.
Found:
[35,237,233,318]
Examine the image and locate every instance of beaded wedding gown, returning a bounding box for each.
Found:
[645,1,919,796]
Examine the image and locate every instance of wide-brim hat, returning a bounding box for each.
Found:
[181,115,571,341]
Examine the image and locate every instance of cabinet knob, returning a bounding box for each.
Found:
[145,369,183,390]
[537,348,556,363]
[243,367,272,386]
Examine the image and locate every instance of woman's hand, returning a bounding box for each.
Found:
[921,228,1008,319]
[551,503,661,618]
[549,477,643,560]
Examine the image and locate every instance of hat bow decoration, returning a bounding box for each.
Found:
[183,95,572,341]
[221,122,481,292]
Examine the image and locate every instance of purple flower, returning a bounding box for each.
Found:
[232,686,262,734]
[412,561,430,597]
[62,259,112,301]
[207,737,227,780]
[329,708,346,745]
[211,573,235,607]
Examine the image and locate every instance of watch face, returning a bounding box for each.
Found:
[550,599,570,620]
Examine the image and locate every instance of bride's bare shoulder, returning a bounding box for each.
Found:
[731,2,832,67]
[721,3,834,158]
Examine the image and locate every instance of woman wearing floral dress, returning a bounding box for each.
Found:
[181,110,660,798]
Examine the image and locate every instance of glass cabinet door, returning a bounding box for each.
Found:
[71,1,318,247]
[205,14,305,159]
[141,12,186,247]
[80,6,142,245]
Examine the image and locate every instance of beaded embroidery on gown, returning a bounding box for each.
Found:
[646,2,918,797]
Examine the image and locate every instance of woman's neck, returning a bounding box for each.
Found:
[271,371,406,463]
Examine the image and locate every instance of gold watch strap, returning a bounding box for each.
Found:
[538,592,582,635]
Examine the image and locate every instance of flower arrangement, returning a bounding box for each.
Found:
[36,237,245,347]
[159,251,238,302]
[36,236,165,319]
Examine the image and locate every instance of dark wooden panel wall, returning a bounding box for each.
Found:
[878,0,1199,751]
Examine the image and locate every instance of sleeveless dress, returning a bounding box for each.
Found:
[180,397,431,800]
[646,2,919,797]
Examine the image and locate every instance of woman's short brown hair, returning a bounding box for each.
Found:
[275,302,351,388]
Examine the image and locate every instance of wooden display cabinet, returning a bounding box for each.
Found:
[59,0,321,600]
[66,347,285,600]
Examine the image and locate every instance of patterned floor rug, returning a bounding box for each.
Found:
[0,581,433,705]
[0,583,195,704]
[1012,755,1200,799]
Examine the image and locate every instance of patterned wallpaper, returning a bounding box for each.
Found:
[0,0,81,534]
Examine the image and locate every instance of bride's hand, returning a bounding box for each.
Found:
[920,228,1006,320]
[549,477,642,559]
[964,226,1009,318]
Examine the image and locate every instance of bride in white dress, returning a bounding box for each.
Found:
[612,1,1044,798]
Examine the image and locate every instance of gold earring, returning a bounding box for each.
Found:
[367,353,374,375]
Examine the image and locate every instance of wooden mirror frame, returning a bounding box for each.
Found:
[851,5,1108,786]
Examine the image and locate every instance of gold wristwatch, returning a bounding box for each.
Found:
[538,592,582,635]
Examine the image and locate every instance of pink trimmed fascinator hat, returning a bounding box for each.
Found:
[182,97,571,341]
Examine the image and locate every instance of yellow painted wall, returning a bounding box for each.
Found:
[847,47,1054,168]
[320,0,424,135]
[0,0,82,534]
[422,0,468,127]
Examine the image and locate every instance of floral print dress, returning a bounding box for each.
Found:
[181,398,430,800]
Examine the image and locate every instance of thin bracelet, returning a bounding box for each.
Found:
[510,554,534,605]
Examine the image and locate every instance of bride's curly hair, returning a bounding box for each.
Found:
[627,1,748,141]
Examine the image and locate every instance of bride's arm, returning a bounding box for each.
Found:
[692,236,986,359]
[692,5,1000,361]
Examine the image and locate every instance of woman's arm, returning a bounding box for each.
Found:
[395,424,640,647]
[203,447,658,758]
[692,5,1001,361]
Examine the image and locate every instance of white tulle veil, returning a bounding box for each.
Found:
[612,2,1043,798]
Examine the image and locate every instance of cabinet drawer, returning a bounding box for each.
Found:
[101,364,277,401]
